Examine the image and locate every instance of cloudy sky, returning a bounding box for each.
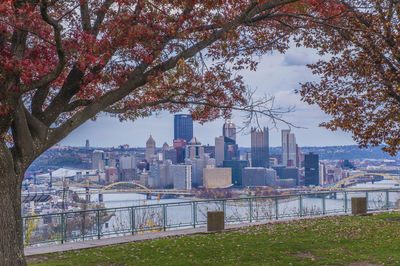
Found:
[60,46,356,148]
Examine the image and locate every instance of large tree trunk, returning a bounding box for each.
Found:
[0,163,25,265]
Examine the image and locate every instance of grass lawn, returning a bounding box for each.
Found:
[28,212,400,265]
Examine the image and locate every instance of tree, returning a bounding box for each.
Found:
[0,0,333,264]
[298,0,400,155]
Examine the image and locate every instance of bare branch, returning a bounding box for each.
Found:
[80,0,92,32]
[92,0,114,36]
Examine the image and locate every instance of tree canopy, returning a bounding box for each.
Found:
[299,0,400,155]
[0,0,345,264]
[0,0,332,167]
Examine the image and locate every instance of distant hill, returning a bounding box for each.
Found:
[240,145,397,160]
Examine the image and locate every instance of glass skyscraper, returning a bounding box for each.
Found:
[305,152,319,186]
[251,127,269,168]
[174,114,193,143]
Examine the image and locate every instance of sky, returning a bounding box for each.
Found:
[60,46,357,148]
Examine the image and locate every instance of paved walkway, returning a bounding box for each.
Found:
[24,212,361,257]
[25,221,268,256]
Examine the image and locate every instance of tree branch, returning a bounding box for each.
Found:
[80,0,92,32]
[11,100,35,167]
[31,85,49,117]
[44,0,299,150]
[65,99,93,112]
[39,65,84,126]
[92,0,114,36]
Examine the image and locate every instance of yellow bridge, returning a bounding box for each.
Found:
[330,172,400,190]
[54,181,194,196]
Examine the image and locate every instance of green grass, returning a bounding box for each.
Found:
[28,212,400,265]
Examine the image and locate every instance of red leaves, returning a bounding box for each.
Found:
[0,0,350,135]
[298,0,400,155]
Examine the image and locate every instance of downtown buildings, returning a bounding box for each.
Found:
[62,114,326,190]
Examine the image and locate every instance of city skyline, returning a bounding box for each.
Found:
[60,113,355,149]
[60,46,356,148]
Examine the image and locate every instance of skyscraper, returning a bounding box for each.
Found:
[92,150,104,170]
[251,127,269,168]
[305,152,319,186]
[215,136,225,166]
[224,136,239,161]
[85,139,90,149]
[185,137,204,159]
[223,120,236,141]
[171,164,192,190]
[174,114,193,143]
[145,135,156,162]
[173,139,186,164]
[282,129,297,167]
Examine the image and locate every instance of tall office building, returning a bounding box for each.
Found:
[185,137,204,159]
[224,136,239,161]
[85,139,90,149]
[223,160,249,186]
[163,147,177,164]
[222,121,239,160]
[173,139,186,163]
[223,120,236,141]
[174,114,193,143]
[92,150,104,170]
[119,155,136,169]
[282,129,297,167]
[304,152,319,186]
[171,164,192,190]
[251,127,269,168]
[145,135,156,162]
[215,136,225,167]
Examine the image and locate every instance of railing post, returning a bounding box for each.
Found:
[365,191,369,211]
[60,213,64,244]
[299,195,303,217]
[275,196,279,220]
[222,199,226,223]
[96,210,101,240]
[81,211,85,241]
[386,189,390,210]
[322,194,326,215]
[131,207,135,235]
[163,204,167,231]
[249,198,253,223]
[344,191,348,213]
[192,201,197,228]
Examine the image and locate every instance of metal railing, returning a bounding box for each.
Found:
[22,188,400,246]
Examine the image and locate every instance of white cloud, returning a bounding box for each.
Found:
[60,46,355,148]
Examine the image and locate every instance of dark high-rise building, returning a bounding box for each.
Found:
[174,114,193,143]
[224,136,239,161]
[305,152,319,186]
[173,139,186,163]
[222,121,239,161]
[251,127,269,168]
[223,160,249,186]
[272,165,299,186]
[85,139,90,149]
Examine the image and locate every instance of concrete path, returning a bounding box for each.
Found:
[25,221,266,256]
[24,212,366,257]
